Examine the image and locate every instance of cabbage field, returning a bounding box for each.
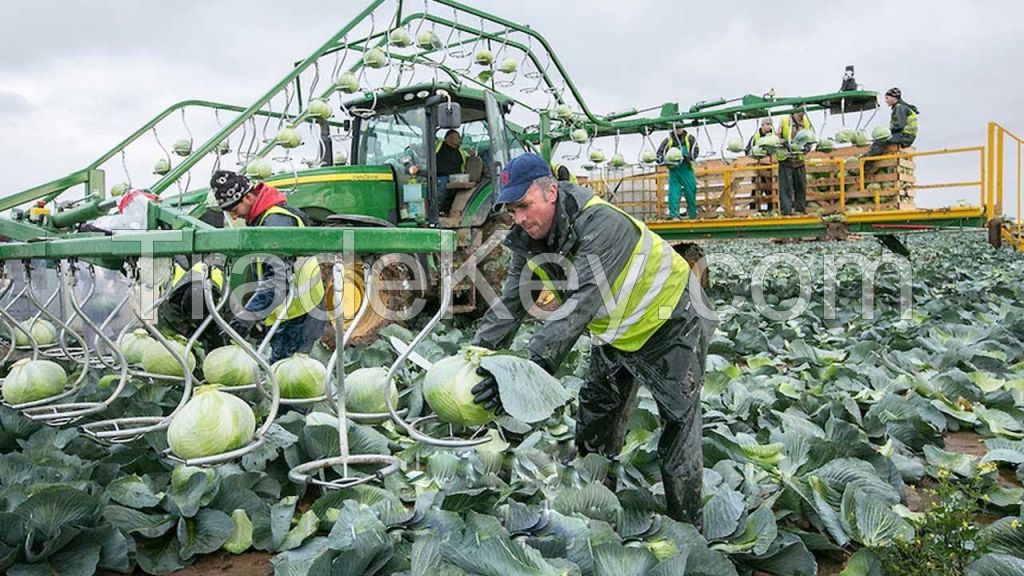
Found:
[1,231,1024,576]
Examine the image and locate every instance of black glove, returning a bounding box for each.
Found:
[471,366,503,413]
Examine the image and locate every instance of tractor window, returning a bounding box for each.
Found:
[458,120,490,155]
[360,108,427,170]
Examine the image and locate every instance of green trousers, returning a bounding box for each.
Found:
[668,163,698,219]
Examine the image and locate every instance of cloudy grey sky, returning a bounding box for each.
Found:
[2,0,1022,213]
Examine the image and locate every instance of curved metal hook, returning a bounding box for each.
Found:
[384,251,488,448]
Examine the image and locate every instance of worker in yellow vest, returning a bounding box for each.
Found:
[471,153,713,527]
[745,118,776,211]
[865,87,920,160]
[777,111,812,215]
[210,170,326,362]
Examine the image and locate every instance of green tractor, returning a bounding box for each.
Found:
[197,83,521,340]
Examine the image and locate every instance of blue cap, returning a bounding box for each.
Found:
[496,153,553,204]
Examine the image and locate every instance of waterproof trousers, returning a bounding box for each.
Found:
[778,161,807,215]
[668,163,698,219]
[575,293,709,527]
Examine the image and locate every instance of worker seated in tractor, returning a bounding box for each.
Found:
[210,170,326,362]
[745,118,776,212]
[470,153,713,527]
[656,126,699,219]
[435,129,467,214]
[864,87,919,168]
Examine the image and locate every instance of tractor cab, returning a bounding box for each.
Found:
[277,83,523,231]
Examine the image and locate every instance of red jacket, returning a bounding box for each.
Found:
[246,183,289,226]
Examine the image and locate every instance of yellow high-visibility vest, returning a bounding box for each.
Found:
[171,262,224,291]
[435,141,468,173]
[254,205,325,325]
[779,114,812,160]
[527,195,689,352]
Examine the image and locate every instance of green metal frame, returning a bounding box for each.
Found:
[0,227,455,261]
[4,0,944,265]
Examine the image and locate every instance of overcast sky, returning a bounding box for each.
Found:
[2,0,1022,213]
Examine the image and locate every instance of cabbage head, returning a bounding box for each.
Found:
[835,128,855,143]
[609,153,627,168]
[498,58,518,74]
[307,99,332,120]
[555,104,573,120]
[641,150,657,164]
[119,328,155,365]
[15,318,56,347]
[364,48,388,69]
[141,338,196,377]
[571,129,589,144]
[276,126,302,149]
[167,385,256,459]
[422,347,495,426]
[2,358,66,404]
[664,147,684,164]
[272,354,325,399]
[588,149,606,163]
[871,125,892,141]
[173,138,193,157]
[203,345,259,387]
[474,49,494,66]
[388,28,412,48]
[153,158,171,175]
[851,131,870,146]
[816,138,836,153]
[726,138,744,153]
[417,31,440,50]
[757,134,781,149]
[795,129,817,146]
[244,159,273,179]
[345,367,398,414]
[336,73,360,94]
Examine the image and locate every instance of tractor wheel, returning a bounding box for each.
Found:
[320,255,418,347]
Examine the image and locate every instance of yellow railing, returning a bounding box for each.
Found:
[856,146,985,211]
[988,122,1024,248]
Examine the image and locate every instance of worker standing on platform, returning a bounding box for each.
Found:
[656,126,700,219]
[746,118,776,211]
[777,111,812,215]
[211,170,326,363]
[470,153,713,527]
[865,87,919,159]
